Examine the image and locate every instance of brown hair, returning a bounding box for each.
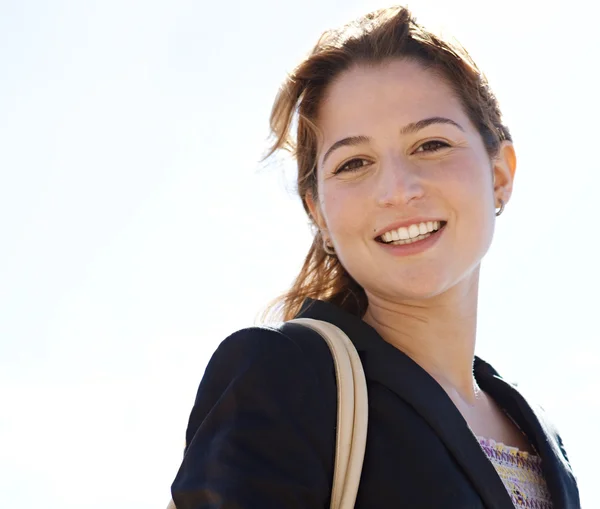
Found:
[260,5,511,323]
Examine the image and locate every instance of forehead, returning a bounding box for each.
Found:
[317,59,468,137]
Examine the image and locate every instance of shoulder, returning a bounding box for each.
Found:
[211,325,304,365]
[207,323,336,380]
[193,324,337,412]
[209,323,335,373]
[183,323,338,452]
[174,324,339,507]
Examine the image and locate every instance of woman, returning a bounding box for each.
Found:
[170,6,580,508]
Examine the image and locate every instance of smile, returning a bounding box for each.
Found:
[377,221,446,245]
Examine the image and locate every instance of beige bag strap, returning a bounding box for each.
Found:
[167,319,368,509]
[290,318,368,509]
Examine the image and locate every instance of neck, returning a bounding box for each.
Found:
[363,270,481,405]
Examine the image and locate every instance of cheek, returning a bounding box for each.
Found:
[321,183,371,236]
[448,157,496,245]
[444,151,493,203]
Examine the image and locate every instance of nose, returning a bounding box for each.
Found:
[375,155,425,207]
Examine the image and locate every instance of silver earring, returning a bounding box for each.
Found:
[495,198,505,217]
[322,238,336,256]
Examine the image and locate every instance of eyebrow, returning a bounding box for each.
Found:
[321,116,464,166]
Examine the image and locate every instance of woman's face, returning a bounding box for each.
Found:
[307,59,515,301]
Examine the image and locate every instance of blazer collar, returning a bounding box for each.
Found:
[475,359,580,508]
[295,298,579,509]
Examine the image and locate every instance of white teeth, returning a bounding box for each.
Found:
[380,221,443,244]
[408,224,420,238]
[389,232,432,245]
[398,228,410,240]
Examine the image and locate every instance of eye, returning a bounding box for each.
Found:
[414,140,451,153]
[334,158,370,174]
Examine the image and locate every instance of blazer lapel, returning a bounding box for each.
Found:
[475,359,581,509]
[296,299,515,509]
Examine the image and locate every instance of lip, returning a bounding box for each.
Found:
[373,218,447,240]
[376,222,446,256]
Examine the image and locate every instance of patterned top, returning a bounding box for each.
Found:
[477,436,553,508]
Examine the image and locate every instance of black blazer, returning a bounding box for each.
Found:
[171,298,580,508]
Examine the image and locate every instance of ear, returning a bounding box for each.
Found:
[492,141,517,206]
[305,189,327,232]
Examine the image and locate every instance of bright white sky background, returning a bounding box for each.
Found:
[1,0,598,507]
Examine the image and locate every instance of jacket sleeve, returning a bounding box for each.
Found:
[170,327,336,509]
